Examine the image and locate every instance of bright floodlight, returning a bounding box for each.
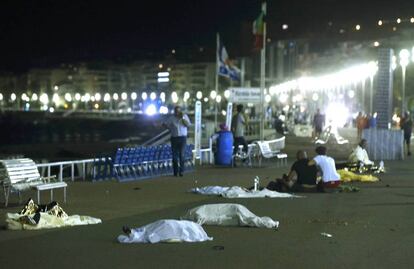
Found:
[145,104,157,116]
[52,93,60,104]
[224,90,230,99]
[183,91,190,100]
[210,90,217,99]
[21,93,27,101]
[103,93,110,102]
[159,106,169,114]
[378,20,383,26]
[142,92,148,100]
[150,92,156,100]
[64,93,72,102]
[75,93,81,101]
[40,93,48,104]
[160,92,166,102]
[392,56,397,70]
[157,72,169,77]
[95,93,101,102]
[31,93,38,101]
[196,91,203,100]
[399,49,410,67]
[84,93,91,102]
[131,92,137,100]
[374,41,380,47]
[216,95,222,103]
[171,91,179,103]
[397,18,401,24]
[113,93,119,101]
[348,90,355,98]
[279,93,289,103]
[121,92,127,100]
[0,93,3,101]
[312,93,319,101]
[355,24,361,31]
[326,102,349,127]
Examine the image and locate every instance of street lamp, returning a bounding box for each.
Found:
[399,49,410,113]
[210,90,217,100]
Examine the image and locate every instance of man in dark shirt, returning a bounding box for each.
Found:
[267,150,318,192]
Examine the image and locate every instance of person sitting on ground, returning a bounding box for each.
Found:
[267,150,318,192]
[308,146,341,192]
[348,139,374,166]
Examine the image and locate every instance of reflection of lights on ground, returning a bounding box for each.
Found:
[145,104,157,116]
[326,102,349,127]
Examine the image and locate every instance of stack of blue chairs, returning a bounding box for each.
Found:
[92,144,195,182]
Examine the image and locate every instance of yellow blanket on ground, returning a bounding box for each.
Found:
[338,169,379,183]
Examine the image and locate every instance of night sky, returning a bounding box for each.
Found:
[1,0,414,72]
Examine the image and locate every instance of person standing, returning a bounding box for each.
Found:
[401,111,413,156]
[356,112,365,139]
[313,109,324,139]
[231,104,248,155]
[163,106,191,176]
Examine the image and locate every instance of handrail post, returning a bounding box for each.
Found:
[71,163,75,181]
[59,164,63,181]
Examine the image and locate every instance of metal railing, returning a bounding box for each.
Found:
[36,159,97,182]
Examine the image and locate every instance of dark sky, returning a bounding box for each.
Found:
[1,0,413,72]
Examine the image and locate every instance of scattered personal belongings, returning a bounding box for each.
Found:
[117,219,213,243]
[338,185,360,192]
[6,199,101,230]
[338,169,379,183]
[182,203,279,229]
[190,186,300,198]
[320,232,333,238]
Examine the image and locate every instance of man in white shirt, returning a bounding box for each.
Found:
[348,139,374,166]
[308,146,341,192]
[163,106,191,177]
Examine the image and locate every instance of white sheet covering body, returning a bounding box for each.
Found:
[191,186,300,198]
[6,212,102,230]
[182,203,279,229]
[118,219,213,244]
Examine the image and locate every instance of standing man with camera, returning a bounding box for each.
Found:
[163,106,191,176]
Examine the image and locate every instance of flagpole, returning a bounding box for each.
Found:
[215,32,219,129]
[260,22,266,141]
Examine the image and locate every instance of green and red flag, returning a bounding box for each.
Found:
[253,2,266,50]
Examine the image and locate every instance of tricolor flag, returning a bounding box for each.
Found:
[218,37,241,81]
[253,2,266,50]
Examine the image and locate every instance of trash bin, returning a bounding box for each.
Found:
[215,131,233,165]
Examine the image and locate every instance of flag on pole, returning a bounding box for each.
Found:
[217,37,241,81]
[253,2,266,50]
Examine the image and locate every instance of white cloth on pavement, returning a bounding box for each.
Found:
[191,186,300,198]
[117,219,212,244]
[6,212,102,230]
[182,203,279,229]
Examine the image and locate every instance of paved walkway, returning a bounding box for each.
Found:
[1,135,413,269]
